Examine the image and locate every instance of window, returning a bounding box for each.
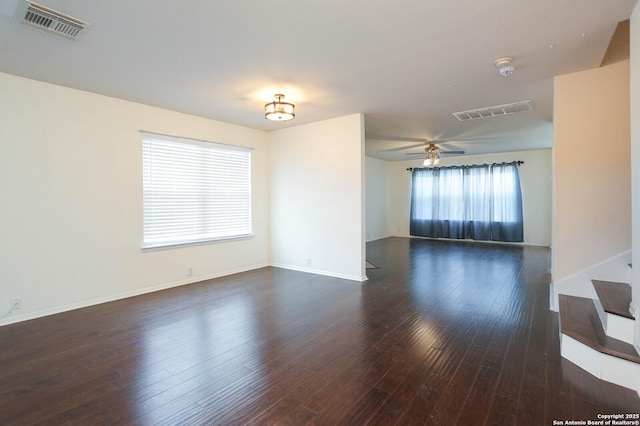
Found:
[142,132,252,249]
[410,162,523,242]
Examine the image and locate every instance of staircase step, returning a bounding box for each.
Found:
[559,294,640,364]
[591,279,634,319]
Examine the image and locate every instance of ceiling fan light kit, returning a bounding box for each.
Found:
[406,141,463,166]
[423,151,441,166]
[265,94,295,121]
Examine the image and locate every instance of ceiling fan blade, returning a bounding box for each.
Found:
[405,152,426,155]
[366,134,426,142]
[440,150,465,155]
[381,142,428,153]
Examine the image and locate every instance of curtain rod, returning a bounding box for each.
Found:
[406,160,524,172]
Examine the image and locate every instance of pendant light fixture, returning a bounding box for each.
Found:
[265,94,295,121]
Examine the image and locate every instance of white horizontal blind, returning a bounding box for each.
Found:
[142,133,252,248]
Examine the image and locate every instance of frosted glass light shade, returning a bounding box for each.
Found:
[265,94,295,121]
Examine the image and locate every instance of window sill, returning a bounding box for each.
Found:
[141,234,254,251]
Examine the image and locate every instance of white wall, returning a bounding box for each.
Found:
[384,149,553,247]
[630,4,640,354]
[0,72,271,325]
[270,114,366,281]
[365,156,389,242]
[553,60,631,283]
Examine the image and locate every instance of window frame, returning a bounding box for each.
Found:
[141,131,253,250]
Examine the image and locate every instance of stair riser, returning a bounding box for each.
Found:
[606,314,635,344]
[550,250,632,312]
[595,298,636,344]
[561,334,640,394]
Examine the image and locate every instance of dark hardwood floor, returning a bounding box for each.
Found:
[1,237,639,425]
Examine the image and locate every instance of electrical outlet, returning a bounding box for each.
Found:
[306,257,312,266]
[10,297,21,311]
[188,267,193,276]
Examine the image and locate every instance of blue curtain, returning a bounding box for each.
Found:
[410,162,523,242]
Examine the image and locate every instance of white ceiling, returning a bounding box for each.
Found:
[0,0,636,161]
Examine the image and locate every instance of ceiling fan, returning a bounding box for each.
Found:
[405,141,465,166]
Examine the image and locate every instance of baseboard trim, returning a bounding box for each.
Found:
[630,300,638,319]
[2,260,369,327]
[0,262,269,327]
[632,302,640,367]
[270,263,367,282]
[550,250,632,312]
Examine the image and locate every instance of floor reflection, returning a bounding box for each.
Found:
[399,239,538,328]
[134,287,264,424]
[4,238,638,424]
[358,237,552,419]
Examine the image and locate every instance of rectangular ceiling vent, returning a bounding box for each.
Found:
[452,100,533,121]
[17,1,87,41]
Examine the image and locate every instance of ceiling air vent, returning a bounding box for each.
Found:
[452,100,533,121]
[17,1,87,41]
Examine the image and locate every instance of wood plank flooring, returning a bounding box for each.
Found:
[1,237,639,425]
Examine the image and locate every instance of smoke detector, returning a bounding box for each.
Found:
[494,57,514,77]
